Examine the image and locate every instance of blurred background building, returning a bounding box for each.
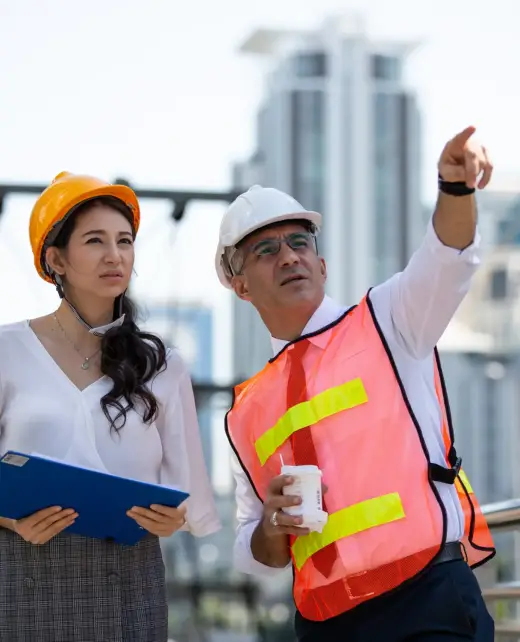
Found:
[1,1,520,639]
[232,17,423,377]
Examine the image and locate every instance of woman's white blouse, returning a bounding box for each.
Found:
[0,320,221,537]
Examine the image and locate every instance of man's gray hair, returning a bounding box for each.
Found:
[222,246,242,279]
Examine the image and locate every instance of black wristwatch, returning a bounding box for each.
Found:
[438,173,475,196]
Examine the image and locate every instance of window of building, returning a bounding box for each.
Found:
[370,55,400,81]
[290,89,325,213]
[293,52,327,78]
[373,92,400,282]
[489,267,508,300]
[484,375,499,502]
[498,199,520,245]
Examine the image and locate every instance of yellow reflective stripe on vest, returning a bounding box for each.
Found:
[291,492,405,571]
[255,378,368,465]
[456,469,474,494]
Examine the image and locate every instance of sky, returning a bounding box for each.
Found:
[0,0,519,389]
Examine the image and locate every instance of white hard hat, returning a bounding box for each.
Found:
[215,185,322,288]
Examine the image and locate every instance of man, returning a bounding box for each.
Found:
[216,126,496,641]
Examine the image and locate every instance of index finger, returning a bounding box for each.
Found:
[451,125,477,147]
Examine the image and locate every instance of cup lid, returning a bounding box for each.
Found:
[281,464,321,475]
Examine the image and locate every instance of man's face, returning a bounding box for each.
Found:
[231,222,327,314]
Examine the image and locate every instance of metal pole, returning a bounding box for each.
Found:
[0,180,240,223]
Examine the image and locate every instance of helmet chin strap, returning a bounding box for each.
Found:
[54,274,126,337]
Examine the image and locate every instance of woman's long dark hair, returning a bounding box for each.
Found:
[50,196,167,431]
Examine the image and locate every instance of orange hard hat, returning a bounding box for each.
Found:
[29,171,141,283]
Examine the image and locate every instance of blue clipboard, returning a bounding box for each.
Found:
[0,451,190,545]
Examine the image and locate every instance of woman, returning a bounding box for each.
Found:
[0,172,221,642]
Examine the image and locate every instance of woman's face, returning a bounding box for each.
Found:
[46,203,135,301]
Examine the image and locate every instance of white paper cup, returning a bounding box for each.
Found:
[281,464,323,517]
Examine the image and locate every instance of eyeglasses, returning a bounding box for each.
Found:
[229,231,317,275]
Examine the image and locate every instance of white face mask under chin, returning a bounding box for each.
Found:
[60,291,126,337]
[88,315,125,336]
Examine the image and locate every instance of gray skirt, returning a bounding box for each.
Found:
[0,528,168,642]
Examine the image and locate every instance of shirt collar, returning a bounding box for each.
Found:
[270,295,347,356]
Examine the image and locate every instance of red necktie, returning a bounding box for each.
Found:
[287,339,337,577]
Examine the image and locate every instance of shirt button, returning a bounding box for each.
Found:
[23,577,35,589]
[108,573,120,585]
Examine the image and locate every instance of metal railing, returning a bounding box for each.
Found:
[481,499,520,638]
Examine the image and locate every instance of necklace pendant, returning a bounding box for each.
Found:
[81,359,90,370]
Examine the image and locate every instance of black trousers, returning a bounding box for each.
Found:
[295,560,495,642]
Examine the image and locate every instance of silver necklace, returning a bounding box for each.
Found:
[53,314,101,370]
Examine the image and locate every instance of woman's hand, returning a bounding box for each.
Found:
[14,506,77,544]
[127,503,187,537]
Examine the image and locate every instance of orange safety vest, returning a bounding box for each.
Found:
[226,292,495,622]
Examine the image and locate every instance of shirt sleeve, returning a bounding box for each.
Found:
[231,452,291,576]
[369,218,481,360]
[155,350,221,537]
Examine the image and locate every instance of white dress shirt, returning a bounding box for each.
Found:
[0,321,221,538]
[231,218,480,576]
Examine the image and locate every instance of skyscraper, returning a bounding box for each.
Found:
[232,15,423,378]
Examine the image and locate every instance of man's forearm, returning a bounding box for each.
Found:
[0,517,15,531]
[432,192,477,251]
[250,519,291,568]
